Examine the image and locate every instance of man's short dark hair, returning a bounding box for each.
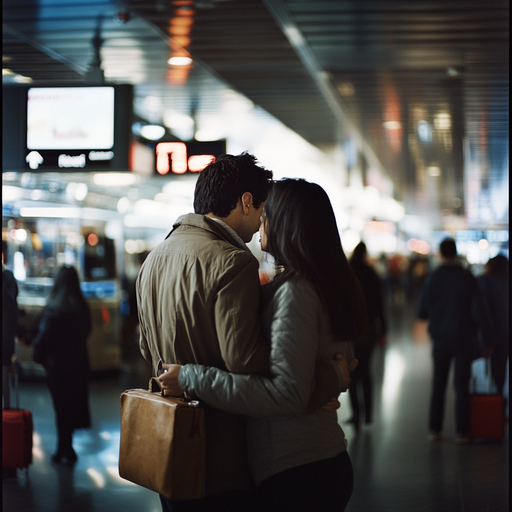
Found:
[439,238,457,258]
[194,152,273,217]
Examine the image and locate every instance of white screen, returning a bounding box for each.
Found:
[27,86,115,150]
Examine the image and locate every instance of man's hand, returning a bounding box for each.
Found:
[334,354,358,391]
[158,363,183,396]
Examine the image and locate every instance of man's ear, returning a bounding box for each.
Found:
[240,192,253,215]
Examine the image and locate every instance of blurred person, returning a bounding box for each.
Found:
[347,241,387,430]
[418,238,493,444]
[2,241,18,410]
[32,265,91,465]
[159,179,366,512]
[477,254,509,397]
[137,156,347,512]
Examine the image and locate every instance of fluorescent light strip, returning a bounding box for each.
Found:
[19,207,81,218]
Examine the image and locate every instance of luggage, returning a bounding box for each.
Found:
[469,358,505,441]
[2,363,33,470]
[119,377,206,500]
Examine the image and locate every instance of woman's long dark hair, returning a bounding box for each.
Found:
[263,179,367,342]
[47,265,89,312]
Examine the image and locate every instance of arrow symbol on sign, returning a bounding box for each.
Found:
[26,151,44,169]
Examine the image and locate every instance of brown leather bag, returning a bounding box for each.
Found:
[119,377,206,500]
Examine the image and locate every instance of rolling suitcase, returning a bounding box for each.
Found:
[2,362,33,470]
[470,358,505,441]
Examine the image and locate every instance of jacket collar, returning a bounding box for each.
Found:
[166,213,249,252]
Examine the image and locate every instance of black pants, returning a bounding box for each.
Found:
[257,451,353,512]
[159,489,253,512]
[348,343,375,426]
[429,343,472,434]
[490,346,509,396]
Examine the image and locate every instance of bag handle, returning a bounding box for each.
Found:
[149,377,164,395]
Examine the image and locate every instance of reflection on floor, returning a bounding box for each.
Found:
[3,306,509,512]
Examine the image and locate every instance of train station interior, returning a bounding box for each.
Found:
[2,1,509,511]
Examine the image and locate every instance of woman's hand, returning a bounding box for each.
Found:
[158,363,183,396]
[334,354,358,391]
[322,397,341,413]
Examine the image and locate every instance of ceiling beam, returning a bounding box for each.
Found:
[262,0,387,175]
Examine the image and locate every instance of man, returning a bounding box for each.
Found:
[137,153,272,511]
[418,238,492,444]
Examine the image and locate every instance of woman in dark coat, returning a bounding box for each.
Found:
[477,254,509,396]
[32,265,92,465]
[348,242,388,430]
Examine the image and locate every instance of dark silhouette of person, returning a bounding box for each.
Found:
[2,241,18,410]
[348,242,387,430]
[477,254,509,397]
[32,265,92,464]
[418,238,493,443]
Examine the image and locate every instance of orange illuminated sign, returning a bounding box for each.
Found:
[154,140,225,175]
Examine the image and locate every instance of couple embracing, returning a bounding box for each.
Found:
[136,152,366,512]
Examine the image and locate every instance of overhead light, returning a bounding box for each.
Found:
[74,183,89,201]
[168,56,192,66]
[117,197,130,213]
[427,166,441,177]
[417,120,432,142]
[13,74,33,83]
[478,239,489,250]
[384,121,401,130]
[434,113,451,130]
[93,173,138,187]
[283,25,305,47]
[19,207,81,218]
[3,186,22,201]
[337,82,354,97]
[140,124,166,140]
[163,110,194,130]
[446,67,460,77]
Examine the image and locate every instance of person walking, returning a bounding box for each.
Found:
[347,241,387,430]
[2,241,18,410]
[32,265,91,465]
[418,238,493,444]
[477,254,509,397]
[159,179,366,512]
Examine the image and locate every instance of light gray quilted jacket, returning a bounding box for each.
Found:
[179,275,351,485]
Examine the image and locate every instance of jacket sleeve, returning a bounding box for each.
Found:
[135,274,158,374]
[180,280,338,418]
[32,308,57,366]
[417,273,431,320]
[214,251,269,374]
[471,278,494,349]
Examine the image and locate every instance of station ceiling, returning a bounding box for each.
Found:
[2,0,509,229]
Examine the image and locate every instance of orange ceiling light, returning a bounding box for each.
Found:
[166,4,195,85]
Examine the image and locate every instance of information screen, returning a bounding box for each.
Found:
[2,83,133,173]
[27,86,115,150]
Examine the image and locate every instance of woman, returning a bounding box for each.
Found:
[347,241,387,430]
[32,265,91,465]
[160,179,366,511]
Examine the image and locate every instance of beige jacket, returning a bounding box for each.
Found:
[136,213,270,495]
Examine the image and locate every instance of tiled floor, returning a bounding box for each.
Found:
[3,305,509,512]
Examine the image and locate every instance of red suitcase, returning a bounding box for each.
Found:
[2,364,33,469]
[469,358,505,441]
